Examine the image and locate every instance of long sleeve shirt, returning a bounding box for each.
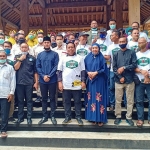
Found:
[113,49,137,84]
[0,63,16,98]
[36,50,59,84]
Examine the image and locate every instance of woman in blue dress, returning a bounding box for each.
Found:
[84,43,108,126]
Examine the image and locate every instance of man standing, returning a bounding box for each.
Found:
[135,37,150,127]
[32,32,44,102]
[57,42,86,125]
[3,41,16,122]
[76,32,91,59]
[113,37,137,126]
[14,43,38,125]
[36,36,59,125]
[87,20,99,45]
[106,31,121,111]
[0,50,16,138]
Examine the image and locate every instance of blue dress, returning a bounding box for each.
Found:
[84,52,108,123]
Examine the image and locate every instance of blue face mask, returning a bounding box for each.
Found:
[0,59,6,64]
[109,24,116,30]
[0,39,5,45]
[119,43,127,49]
[128,32,131,36]
[4,49,11,55]
[100,33,106,39]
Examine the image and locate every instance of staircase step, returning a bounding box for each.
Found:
[0,131,150,149]
[7,118,150,133]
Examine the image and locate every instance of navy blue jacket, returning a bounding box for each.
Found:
[36,50,59,84]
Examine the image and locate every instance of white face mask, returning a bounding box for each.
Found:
[56,40,63,46]
[38,38,43,43]
[22,52,28,55]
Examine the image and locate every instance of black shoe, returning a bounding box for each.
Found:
[76,118,83,126]
[35,96,42,103]
[27,119,32,126]
[51,117,57,125]
[114,118,121,125]
[62,118,71,124]
[38,117,48,125]
[8,117,16,122]
[15,119,24,125]
[126,119,134,126]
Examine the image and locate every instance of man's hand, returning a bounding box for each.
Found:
[58,82,63,92]
[7,94,14,102]
[43,75,50,82]
[81,82,86,89]
[120,77,125,83]
[19,54,26,61]
[92,37,98,44]
[144,77,150,84]
[141,70,149,77]
[33,82,38,91]
[117,67,124,74]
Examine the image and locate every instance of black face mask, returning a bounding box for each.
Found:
[18,38,25,45]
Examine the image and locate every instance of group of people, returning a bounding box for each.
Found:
[0,19,150,138]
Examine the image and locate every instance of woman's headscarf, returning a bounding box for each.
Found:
[92,43,100,56]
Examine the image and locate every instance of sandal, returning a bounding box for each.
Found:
[98,122,104,127]
[1,132,7,138]
[92,122,97,125]
[136,120,144,127]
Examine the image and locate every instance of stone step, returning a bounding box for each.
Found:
[13,107,150,120]
[0,131,150,149]
[7,118,150,133]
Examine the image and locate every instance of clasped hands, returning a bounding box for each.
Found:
[87,72,98,80]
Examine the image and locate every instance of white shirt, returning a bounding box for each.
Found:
[127,41,139,52]
[0,63,16,98]
[12,44,34,56]
[107,43,120,71]
[76,44,91,59]
[53,43,67,59]
[57,55,85,90]
[32,44,44,58]
[128,32,149,42]
[96,39,111,68]
[136,50,150,82]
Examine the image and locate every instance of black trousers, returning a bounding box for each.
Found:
[40,82,57,119]
[0,98,10,132]
[63,89,82,119]
[16,84,33,120]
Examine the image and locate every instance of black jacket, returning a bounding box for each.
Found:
[113,49,137,84]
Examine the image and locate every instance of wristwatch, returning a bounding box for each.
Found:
[123,66,126,70]
[18,59,22,62]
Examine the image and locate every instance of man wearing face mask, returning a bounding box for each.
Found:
[113,37,137,126]
[87,20,99,45]
[53,34,67,58]
[36,36,59,125]
[0,50,16,138]
[32,32,44,102]
[12,33,34,56]
[135,37,150,127]
[0,33,5,47]
[3,41,16,122]
[107,19,117,45]
[14,43,38,125]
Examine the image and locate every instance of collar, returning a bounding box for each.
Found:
[67,52,76,56]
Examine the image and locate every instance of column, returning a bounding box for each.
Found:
[42,8,48,36]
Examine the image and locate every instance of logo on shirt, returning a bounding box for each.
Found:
[130,45,138,52]
[100,44,107,52]
[112,48,120,55]
[66,60,78,69]
[137,57,150,66]
[77,48,88,56]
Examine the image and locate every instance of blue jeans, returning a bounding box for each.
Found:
[109,71,127,107]
[136,83,150,121]
[0,98,10,132]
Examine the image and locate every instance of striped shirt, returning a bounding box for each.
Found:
[0,63,16,98]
